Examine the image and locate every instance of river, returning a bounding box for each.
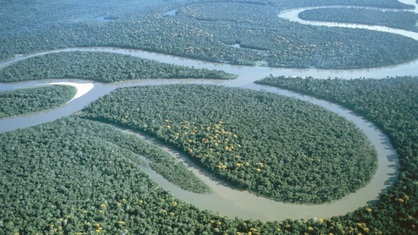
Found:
[1,0,416,221]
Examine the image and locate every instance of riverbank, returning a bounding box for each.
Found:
[49,81,94,102]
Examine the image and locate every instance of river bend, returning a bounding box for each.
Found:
[1,0,416,221]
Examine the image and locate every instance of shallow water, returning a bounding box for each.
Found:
[163,9,178,16]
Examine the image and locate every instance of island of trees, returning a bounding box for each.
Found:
[0,85,76,118]
[0,52,236,83]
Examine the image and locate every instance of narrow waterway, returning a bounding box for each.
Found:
[1,0,415,221]
[278,7,418,41]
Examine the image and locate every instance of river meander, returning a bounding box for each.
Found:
[1,0,416,221]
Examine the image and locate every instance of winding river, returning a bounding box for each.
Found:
[1,0,417,221]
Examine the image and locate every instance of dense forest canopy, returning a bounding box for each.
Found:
[80,85,377,204]
[299,8,418,32]
[0,0,417,69]
[0,118,213,234]
[0,85,75,118]
[0,52,236,83]
[256,76,418,234]
[1,0,417,234]
[1,77,416,234]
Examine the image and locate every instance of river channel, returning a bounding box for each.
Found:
[1,0,416,221]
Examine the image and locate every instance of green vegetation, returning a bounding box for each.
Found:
[7,117,378,235]
[0,117,213,234]
[78,120,209,194]
[1,0,417,69]
[155,1,418,68]
[257,76,418,234]
[0,52,236,83]
[280,0,414,9]
[1,0,418,233]
[299,8,418,32]
[80,85,377,204]
[0,85,76,118]
[1,79,416,234]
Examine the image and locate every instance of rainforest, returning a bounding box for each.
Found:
[0,0,417,234]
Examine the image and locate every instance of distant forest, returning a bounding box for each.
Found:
[299,8,418,32]
[0,52,236,83]
[1,0,416,69]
